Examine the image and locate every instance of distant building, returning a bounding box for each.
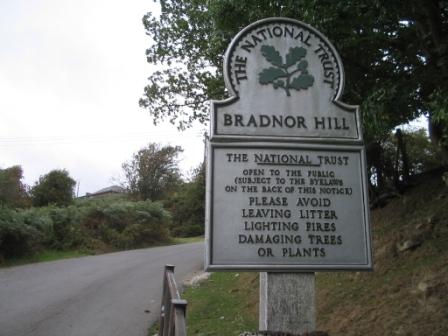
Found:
[84,185,127,198]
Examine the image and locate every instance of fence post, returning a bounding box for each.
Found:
[158,265,187,336]
[160,265,175,336]
[172,299,187,336]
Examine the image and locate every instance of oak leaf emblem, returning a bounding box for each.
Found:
[258,45,314,96]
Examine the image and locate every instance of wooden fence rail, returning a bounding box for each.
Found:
[159,265,187,336]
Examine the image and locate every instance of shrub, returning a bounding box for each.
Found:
[166,164,205,237]
[0,207,41,258]
[21,207,54,245]
[80,200,171,250]
[0,198,172,261]
[50,206,86,250]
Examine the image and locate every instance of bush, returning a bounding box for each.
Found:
[0,198,172,262]
[0,207,41,258]
[22,207,54,245]
[81,200,171,249]
[166,164,205,237]
[50,206,86,250]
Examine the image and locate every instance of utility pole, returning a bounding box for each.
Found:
[76,180,80,198]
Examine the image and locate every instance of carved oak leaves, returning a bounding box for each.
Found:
[258,45,314,97]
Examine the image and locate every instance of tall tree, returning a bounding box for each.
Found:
[31,169,76,207]
[122,143,183,200]
[0,166,29,208]
[141,0,448,160]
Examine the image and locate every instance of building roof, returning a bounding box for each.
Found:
[87,185,126,197]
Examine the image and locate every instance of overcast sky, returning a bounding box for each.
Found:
[0,0,206,196]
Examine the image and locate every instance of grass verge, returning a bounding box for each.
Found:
[171,236,204,245]
[1,236,204,269]
[1,249,88,268]
[149,272,259,336]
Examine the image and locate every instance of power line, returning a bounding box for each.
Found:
[0,130,205,147]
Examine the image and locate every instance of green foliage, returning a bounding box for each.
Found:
[0,207,41,258]
[430,90,448,128]
[21,206,55,245]
[385,128,441,175]
[140,0,227,129]
[50,206,86,249]
[369,128,442,191]
[0,166,29,208]
[429,89,448,155]
[31,169,76,207]
[141,0,448,153]
[0,198,172,263]
[122,143,183,201]
[165,163,205,237]
[81,200,170,249]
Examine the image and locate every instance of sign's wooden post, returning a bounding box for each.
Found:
[260,273,315,334]
[205,18,373,334]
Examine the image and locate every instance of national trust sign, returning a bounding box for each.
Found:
[205,18,373,271]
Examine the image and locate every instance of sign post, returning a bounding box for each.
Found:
[205,18,372,334]
[260,272,315,333]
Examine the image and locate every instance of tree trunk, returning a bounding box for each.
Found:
[428,115,448,166]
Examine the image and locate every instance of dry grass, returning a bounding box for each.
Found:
[316,174,448,335]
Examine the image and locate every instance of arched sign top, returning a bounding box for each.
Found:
[224,17,344,101]
[211,17,362,143]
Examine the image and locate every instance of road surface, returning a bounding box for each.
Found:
[0,242,203,336]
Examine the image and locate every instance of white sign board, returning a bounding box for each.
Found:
[206,18,372,271]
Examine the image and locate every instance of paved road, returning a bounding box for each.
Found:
[0,242,203,336]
